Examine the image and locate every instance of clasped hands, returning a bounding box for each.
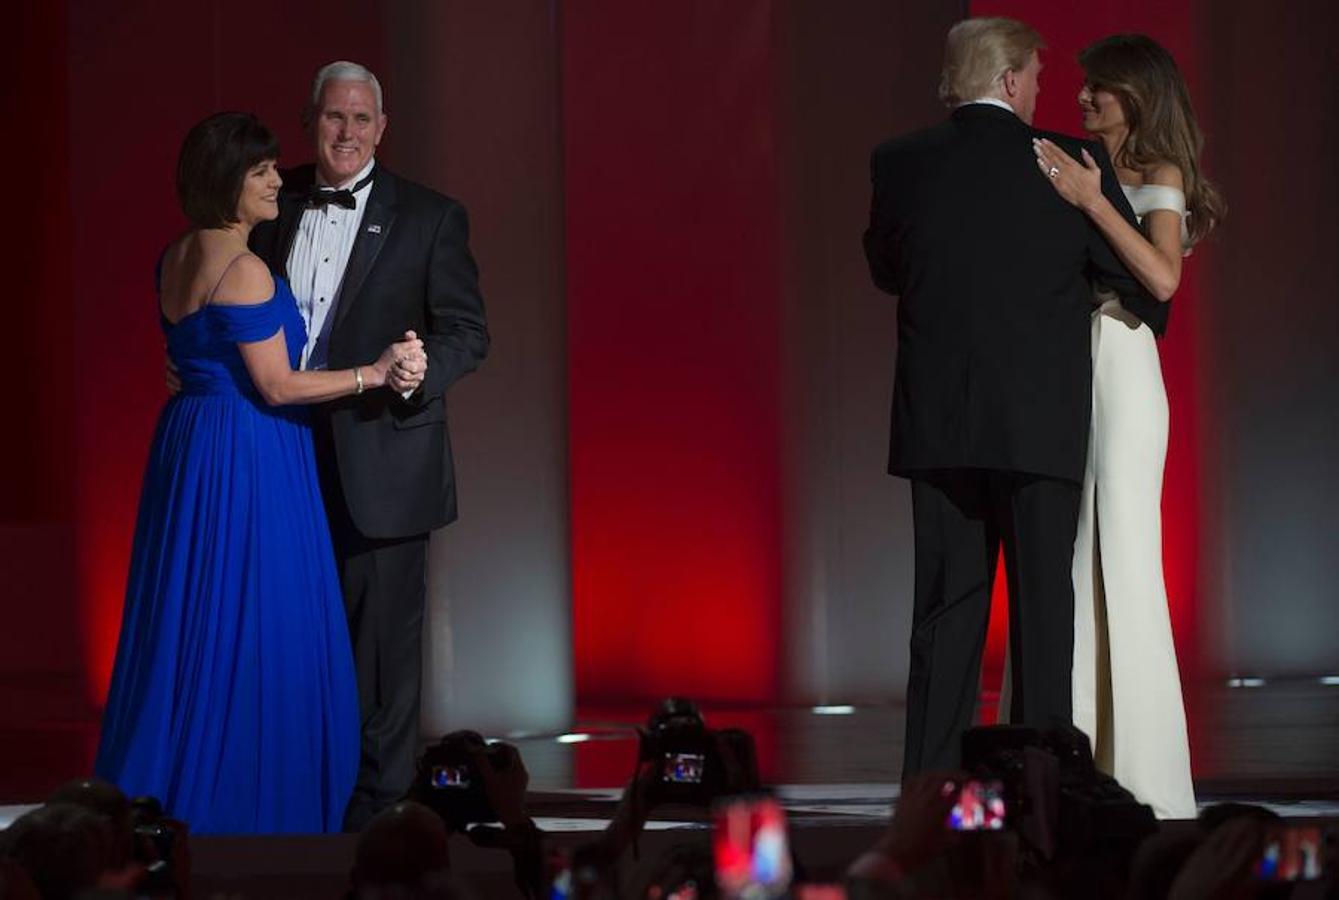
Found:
[163,329,429,396]
[383,329,428,395]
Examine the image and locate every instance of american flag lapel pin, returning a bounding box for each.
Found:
[367,224,382,234]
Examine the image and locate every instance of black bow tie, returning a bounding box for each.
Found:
[306,168,377,210]
[307,186,356,209]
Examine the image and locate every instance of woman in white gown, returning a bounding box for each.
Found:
[1027,34,1226,819]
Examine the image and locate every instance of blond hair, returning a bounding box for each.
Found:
[939,17,1045,106]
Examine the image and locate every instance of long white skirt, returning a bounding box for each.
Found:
[1002,299,1196,820]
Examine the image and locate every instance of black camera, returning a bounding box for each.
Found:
[409,730,515,832]
[962,725,1156,861]
[637,698,758,807]
[129,795,180,897]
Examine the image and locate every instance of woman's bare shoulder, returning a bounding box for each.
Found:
[211,253,275,307]
[1144,162,1185,190]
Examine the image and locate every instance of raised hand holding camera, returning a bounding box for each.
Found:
[409,730,525,833]
[636,698,761,810]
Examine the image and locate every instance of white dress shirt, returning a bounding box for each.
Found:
[288,158,376,370]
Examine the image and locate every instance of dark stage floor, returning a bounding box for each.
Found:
[2,681,1337,896]
[517,680,1339,799]
[3,681,1338,806]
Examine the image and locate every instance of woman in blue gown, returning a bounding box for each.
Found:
[94,113,425,834]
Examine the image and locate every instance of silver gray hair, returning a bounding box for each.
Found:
[309,60,385,116]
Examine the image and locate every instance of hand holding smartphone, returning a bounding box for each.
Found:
[1255,825,1326,882]
[713,794,793,900]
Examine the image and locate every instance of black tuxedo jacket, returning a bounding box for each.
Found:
[863,103,1154,484]
[251,164,489,539]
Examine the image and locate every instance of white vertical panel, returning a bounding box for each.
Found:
[383,1,573,736]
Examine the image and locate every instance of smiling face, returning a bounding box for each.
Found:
[235,159,282,226]
[311,79,386,186]
[1078,82,1127,138]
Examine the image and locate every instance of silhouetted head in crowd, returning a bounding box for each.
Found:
[1197,801,1281,833]
[0,803,118,899]
[0,858,40,900]
[350,801,457,898]
[1194,804,1295,900]
[635,842,719,900]
[1029,836,1140,900]
[1124,829,1204,900]
[47,777,135,867]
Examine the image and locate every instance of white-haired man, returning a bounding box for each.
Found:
[863,19,1150,777]
[250,61,489,830]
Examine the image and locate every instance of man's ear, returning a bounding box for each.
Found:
[1001,68,1019,99]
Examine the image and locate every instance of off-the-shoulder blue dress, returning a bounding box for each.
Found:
[94,274,358,834]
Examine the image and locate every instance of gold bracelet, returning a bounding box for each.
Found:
[354,367,364,394]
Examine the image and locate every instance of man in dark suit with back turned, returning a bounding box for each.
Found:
[863,18,1152,778]
[250,61,489,830]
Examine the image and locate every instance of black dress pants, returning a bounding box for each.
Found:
[313,417,430,832]
[901,469,1080,779]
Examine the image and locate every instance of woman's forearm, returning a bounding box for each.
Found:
[259,365,382,406]
[237,329,418,406]
[1082,194,1182,301]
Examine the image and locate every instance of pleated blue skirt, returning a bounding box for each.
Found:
[95,390,358,834]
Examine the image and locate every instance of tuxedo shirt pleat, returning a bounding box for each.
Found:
[288,158,376,370]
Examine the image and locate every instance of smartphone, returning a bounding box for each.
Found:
[430,764,472,789]
[662,751,706,784]
[713,794,793,899]
[1255,825,1325,881]
[946,779,1006,831]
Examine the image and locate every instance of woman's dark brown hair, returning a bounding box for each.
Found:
[1080,34,1225,244]
[175,112,279,229]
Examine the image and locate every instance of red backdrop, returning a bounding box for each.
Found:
[0,0,82,727]
[564,3,785,704]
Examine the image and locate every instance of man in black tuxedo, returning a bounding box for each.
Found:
[862,19,1152,777]
[250,61,489,829]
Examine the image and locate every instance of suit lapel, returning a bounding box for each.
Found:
[333,170,398,332]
